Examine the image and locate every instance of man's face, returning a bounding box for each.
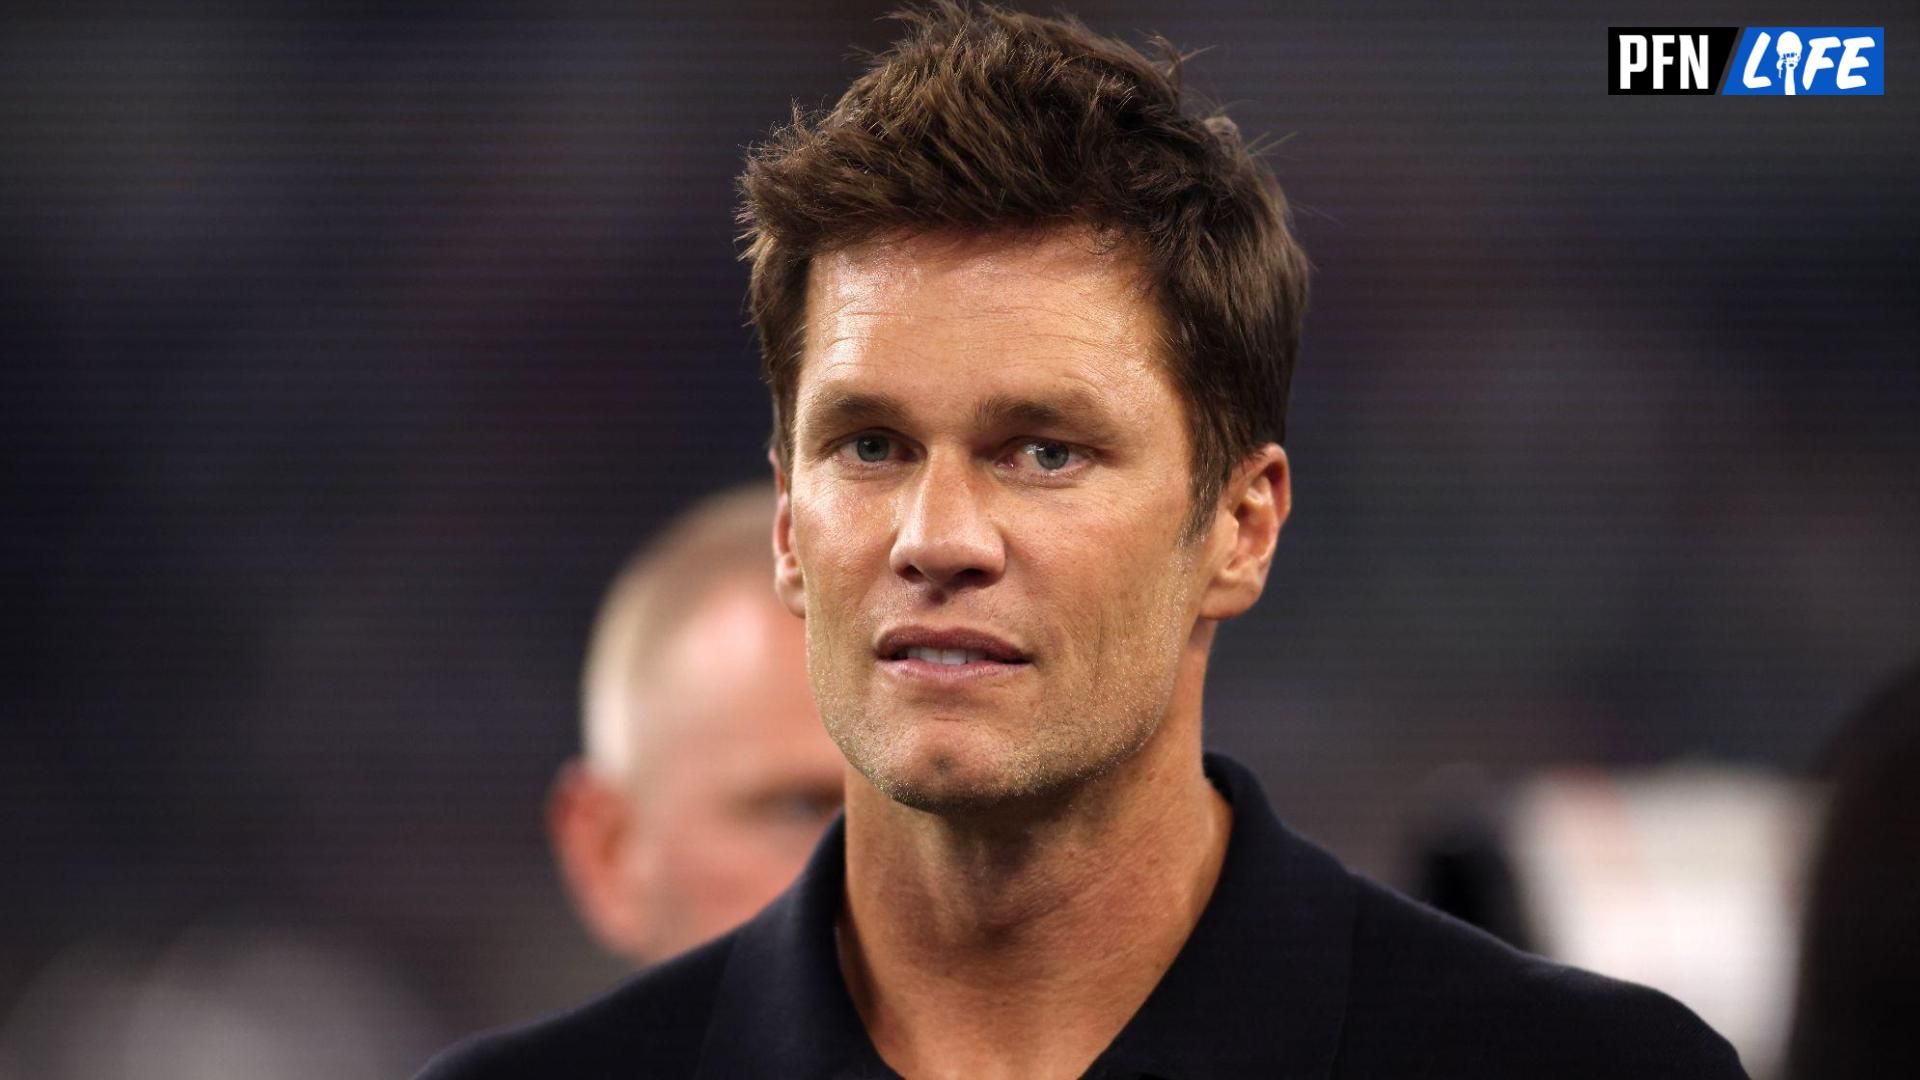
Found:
[777,228,1212,813]
[622,579,845,956]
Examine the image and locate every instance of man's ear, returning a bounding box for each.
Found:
[769,448,806,619]
[547,760,651,964]
[1197,444,1291,622]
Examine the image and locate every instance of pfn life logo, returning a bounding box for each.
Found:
[1724,28,1883,95]
[1609,27,1883,95]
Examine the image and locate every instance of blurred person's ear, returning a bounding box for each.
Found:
[1196,444,1291,622]
[547,760,650,964]
[769,449,805,619]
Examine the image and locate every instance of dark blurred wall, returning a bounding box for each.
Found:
[3,0,1915,1040]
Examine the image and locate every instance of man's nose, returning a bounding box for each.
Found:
[889,450,1006,591]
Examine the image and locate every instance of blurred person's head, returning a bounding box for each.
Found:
[1787,657,1920,1080]
[547,484,845,965]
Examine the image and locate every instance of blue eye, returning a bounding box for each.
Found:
[1030,441,1073,471]
[998,440,1085,477]
[852,434,891,463]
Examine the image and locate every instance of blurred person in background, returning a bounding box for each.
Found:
[1786,657,1920,1080]
[545,483,846,965]
[1403,762,1817,1078]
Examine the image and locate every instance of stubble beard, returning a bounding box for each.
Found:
[807,533,1202,819]
[811,625,1181,820]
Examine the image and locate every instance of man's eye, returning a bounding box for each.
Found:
[842,433,893,464]
[1013,440,1082,474]
[750,791,843,826]
[780,793,843,824]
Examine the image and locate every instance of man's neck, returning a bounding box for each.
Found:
[836,713,1232,1080]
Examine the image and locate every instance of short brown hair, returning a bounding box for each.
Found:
[738,0,1309,539]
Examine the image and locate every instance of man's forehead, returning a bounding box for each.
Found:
[807,226,1152,314]
[646,579,808,719]
[797,232,1170,421]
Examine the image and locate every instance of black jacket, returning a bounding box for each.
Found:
[419,753,1746,1079]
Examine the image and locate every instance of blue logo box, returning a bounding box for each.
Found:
[1721,27,1883,95]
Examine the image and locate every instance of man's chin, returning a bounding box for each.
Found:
[843,732,1032,813]
[873,771,1035,817]
[850,734,1099,819]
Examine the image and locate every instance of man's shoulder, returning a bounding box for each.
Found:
[412,933,734,1080]
[1334,871,1747,1079]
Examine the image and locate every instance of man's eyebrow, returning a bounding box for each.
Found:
[974,390,1126,442]
[798,390,911,437]
[798,386,1130,443]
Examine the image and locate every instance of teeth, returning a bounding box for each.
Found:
[904,646,988,665]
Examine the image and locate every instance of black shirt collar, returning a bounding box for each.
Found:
[696,752,1356,1079]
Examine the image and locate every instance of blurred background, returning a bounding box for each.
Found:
[2,2,1914,1077]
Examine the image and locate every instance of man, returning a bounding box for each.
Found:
[547,483,846,964]
[422,4,1745,1076]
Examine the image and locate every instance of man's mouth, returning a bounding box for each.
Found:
[896,646,1020,666]
[875,625,1033,681]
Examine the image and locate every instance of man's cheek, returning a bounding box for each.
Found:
[1063,533,1158,590]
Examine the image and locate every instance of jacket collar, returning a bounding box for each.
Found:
[696,752,1356,1079]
